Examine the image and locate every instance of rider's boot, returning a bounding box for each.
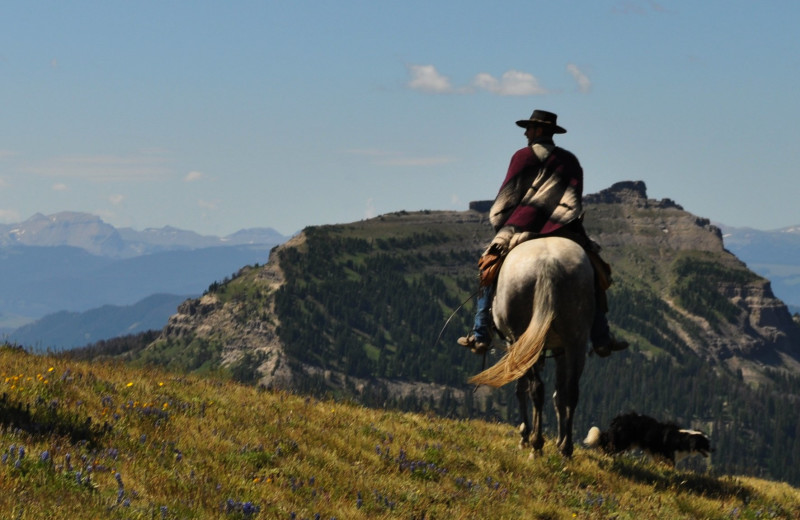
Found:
[457,330,491,355]
[590,312,628,357]
[458,285,493,355]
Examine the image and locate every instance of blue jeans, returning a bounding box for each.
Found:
[472,285,495,341]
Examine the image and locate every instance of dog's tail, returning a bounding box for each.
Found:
[583,426,604,449]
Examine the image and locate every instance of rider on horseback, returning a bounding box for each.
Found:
[458,109,628,358]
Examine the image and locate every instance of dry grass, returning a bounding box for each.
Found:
[1,344,798,519]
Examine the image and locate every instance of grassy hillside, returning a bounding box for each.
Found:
[2,345,799,519]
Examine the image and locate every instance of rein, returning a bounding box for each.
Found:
[433,287,482,349]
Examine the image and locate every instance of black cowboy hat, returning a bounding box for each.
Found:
[515,109,567,133]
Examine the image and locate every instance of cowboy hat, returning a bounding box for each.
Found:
[515,109,567,133]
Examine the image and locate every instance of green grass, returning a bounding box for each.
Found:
[2,344,799,519]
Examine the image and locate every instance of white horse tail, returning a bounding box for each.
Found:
[468,274,556,388]
[583,426,602,448]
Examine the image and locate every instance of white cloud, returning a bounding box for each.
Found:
[184,171,204,182]
[25,152,172,182]
[566,64,591,93]
[52,183,68,191]
[407,64,550,96]
[0,150,17,160]
[407,64,453,93]
[108,194,125,205]
[472,70,548,96]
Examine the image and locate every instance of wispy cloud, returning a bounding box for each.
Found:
[0,209,20,222]
[184,171,204,182]
[473,70,548,96]
[108,194,125,205]
[52,183,68,191]
[0,150,17,160]
[346,148,457,167]
[407,65,548,96]
[198,199,218,211]
[364,198,376,219]
[25,152,172,182]
[566,64,591,93]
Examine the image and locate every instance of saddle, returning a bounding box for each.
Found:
[478,252,504,287]
[478,235,613,296]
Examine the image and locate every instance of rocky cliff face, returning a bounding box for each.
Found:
[584,181,800,380]
[157,235,302,388]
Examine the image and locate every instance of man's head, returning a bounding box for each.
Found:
[516,109,567,135]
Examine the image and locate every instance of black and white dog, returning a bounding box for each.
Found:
[583,412,712,465]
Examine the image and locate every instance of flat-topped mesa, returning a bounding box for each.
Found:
[584,180,657,206]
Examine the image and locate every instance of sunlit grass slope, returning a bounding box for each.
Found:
[1,344,799,519]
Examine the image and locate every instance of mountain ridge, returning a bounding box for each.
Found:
[7,293,191,351]
[0,211,288,257]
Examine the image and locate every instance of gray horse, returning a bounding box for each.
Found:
[469,236,595,457]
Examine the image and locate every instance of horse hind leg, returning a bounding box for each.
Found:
[525,362,545,456]
[553,356,583,458]
[515,368,541,450]
[515,374,532,449]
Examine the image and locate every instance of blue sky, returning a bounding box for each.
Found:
[1,1,798,236]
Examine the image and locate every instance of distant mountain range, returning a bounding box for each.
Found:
[0,211,286,257]
[8,293,189,351]
[0,212,289,340]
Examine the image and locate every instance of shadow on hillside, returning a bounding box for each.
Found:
[0,393,109,448]
[608,457,752,501]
